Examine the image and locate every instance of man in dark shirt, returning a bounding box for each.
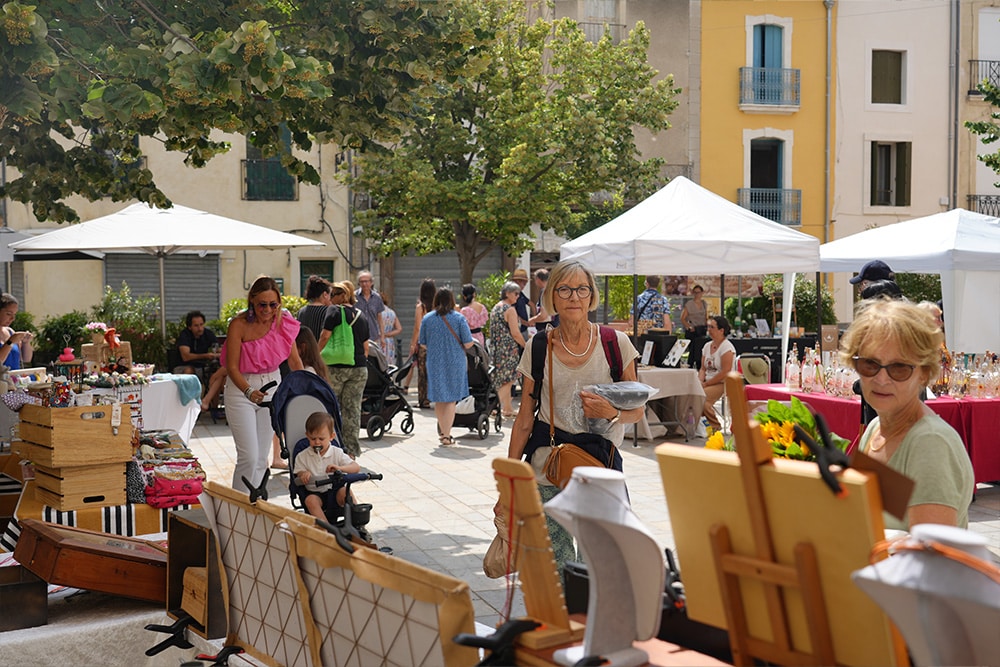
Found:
[174,310,220,378]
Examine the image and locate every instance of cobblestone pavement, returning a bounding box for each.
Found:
[187,400,1000,629]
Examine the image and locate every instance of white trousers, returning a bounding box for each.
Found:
[224,369,281,491]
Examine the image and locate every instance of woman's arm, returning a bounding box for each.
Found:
[409,305,423,354]
[287,339,304,371]
[20,332,32,363]
[680,304,692,330]
[908,503,959,528]
[225,317,251,395]
[505,307,526,347]
[508,374,535,460]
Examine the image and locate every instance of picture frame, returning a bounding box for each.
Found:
[662,338,691,368]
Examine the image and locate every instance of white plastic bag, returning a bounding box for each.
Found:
[455,395,476,414]
[583,381,657,434]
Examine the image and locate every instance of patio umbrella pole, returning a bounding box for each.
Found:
[159,253,167,339]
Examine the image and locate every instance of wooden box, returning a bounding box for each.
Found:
[82,341,132,371]
[34,462,126,511]
[13,518,167,604]
[167,508,226,639]
[17,404,132,468]
[0,564,48,631]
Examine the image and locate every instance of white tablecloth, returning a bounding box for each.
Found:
[628,367,706,441]
[141,378,201,444]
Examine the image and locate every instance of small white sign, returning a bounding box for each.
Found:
[662,338,691,368]
[640,340,654,366]
[755,318,771,337]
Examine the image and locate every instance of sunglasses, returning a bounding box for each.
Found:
[255,301,280,310]
[852,356,916,382]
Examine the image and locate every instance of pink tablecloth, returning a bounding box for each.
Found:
[744,385,999,484]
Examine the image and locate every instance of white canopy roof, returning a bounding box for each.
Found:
[560,176,820,275]
[819,208,1000,272]
[8,203,325,257]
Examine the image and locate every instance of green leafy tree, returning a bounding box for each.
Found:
[894,273,941,304]
[966,75,1000,183]
[93,282,165,368]
[348,0,680,284]
[0,0,471,222]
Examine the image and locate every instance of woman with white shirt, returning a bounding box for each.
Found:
[699,315,735,434]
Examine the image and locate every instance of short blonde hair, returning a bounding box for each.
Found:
[542,260,600,314]
[839,298,943,386]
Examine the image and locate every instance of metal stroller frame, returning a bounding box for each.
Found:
[361,344,415,440]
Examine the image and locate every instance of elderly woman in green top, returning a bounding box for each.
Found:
[842,298,974,531]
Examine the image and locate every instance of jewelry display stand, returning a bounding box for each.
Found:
[491,458,585,649]
[545,467,664,667]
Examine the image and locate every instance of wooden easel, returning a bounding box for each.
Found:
[491,458,585,650]
[710,374,835,666]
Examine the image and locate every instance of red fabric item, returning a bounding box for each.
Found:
[145,494,201,509]
[144,477,204,498]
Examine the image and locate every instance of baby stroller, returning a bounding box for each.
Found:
[361,344,415,441]
[453,340,502,439]
[269,370,382,544]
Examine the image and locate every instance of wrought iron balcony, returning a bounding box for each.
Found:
[967,194,1000,217]
[968,60,1000,94]
[242,159,297,201]
[578,21,625,44]
[738,188,802,225]
[739,67,801,108]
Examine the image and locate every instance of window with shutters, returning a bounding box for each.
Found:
[870,141,911,207]
[299,261,334,296]
[741,16,798,109]
[243,125,297,201]
[871,50,904,104]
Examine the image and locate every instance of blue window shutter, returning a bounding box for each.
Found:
[753,25,765,67]
[764,25,782,68]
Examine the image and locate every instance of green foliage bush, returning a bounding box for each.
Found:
[760,274,836,333]
[93,282,166,370]
[38,311,90,359]
[12,311,38,336]
[894,273,941,304]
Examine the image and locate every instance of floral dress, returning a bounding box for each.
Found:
[489,302,521,386]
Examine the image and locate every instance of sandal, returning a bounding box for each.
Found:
[502,411,516,418]
[439,435,455,447]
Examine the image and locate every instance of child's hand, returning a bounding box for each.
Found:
[298,471,312,484]
[325,465,339,474]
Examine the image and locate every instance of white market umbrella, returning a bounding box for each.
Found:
[10,203,325,335]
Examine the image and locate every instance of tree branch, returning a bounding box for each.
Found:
[132,0,200,53]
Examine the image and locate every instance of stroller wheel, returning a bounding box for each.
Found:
[385,419,393,432]
[366,415,386,441]
[401,416,415,434]
[494,410,503,433]
[477,414,489,439]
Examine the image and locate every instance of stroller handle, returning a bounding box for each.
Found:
[292,470,383,488]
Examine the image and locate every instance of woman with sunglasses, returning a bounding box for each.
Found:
[506,260,641,569]
[841,299,973,530]
[223,276,303,490]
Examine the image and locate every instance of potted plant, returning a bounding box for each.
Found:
[84,321,110,345]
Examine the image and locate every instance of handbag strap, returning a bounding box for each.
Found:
[871,536,1000,585]
[442,312,463,347]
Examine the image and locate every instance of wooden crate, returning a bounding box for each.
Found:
[17,404,132,468]
[13,519,167,604]
[34,463,126,511]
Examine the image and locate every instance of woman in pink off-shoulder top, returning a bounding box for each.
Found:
[222,276,303,490]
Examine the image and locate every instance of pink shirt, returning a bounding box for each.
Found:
[221,310,300,374]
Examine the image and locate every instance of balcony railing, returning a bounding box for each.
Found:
[968,60,1000,94]
[578,21,625,44]
[242,159,297,201]
[739,67,801,107]
[738,188,802,225]
[967,194,1000,217]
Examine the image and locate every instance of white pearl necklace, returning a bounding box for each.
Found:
[558,323,595,358]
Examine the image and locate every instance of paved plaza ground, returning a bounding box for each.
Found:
[187,400,1000,629]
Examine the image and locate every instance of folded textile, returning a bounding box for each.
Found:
[160,374,202,405]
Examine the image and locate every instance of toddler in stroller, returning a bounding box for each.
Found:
[361,344,414,440]
[293,411,361,521]
[270,370,382,543]
[452,340,502,439]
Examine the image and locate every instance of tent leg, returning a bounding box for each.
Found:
[159,254,167,339]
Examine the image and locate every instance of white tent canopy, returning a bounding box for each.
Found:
[560,177,821,366]
[10,203,325,335]
[820,208,1000,352]
[560,176,820,275]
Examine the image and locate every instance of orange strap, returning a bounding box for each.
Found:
[871,536,1000,585]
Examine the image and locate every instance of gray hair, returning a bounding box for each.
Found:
[501,282,522,298]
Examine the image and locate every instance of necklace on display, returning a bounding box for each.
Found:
[559,323,594,358]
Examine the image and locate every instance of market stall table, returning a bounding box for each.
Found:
[629,367,705,442]
[744,384,998,483]
[104,375,202,444]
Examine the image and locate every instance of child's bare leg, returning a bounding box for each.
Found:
[304,494,326,521]
[270,434,287,469]
[201,367,227,411]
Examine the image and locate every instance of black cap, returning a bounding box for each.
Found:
[849,259,894,284]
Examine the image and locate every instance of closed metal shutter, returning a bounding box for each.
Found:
[391,248,504,350]
[105,253,221,324]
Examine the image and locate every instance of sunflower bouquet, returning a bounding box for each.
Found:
[705,397,849,461]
